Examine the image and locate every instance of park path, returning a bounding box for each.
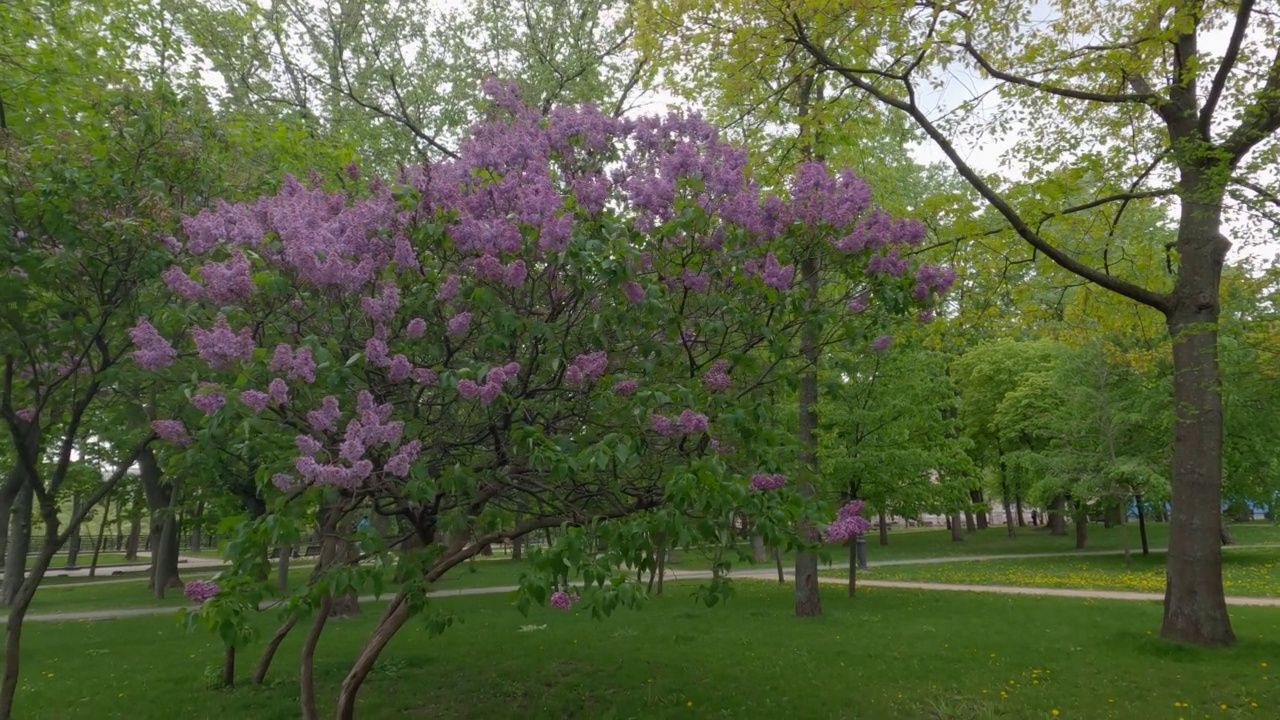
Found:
[11,560,1280,623]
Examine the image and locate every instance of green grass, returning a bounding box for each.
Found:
[824,548,1280,597]
[12,581,1280,719]
[27,558,533,615]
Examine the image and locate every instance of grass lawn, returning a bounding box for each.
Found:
[670,522,1280,571]
[26,558,534,615]
[11,581,1280,719]
[826,548,1280,597]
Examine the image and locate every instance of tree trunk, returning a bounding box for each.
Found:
[949,511,964,542]
[300,596,332,720]
[970,490,988,529]
[123,484,143,561]
[88,495,111,579]
[511,512,524,561]
[1001,488,1016,538]
[773,546,784,583]
[963,509,976,533]
[846,537,857,598]
[654,534,667,596]
[750,535,767,564]
[1,544,58,719]
[140,448,182,598]
[1160,209,1234,646]
[1219,520,1235,546]
[878,510,889,546]
[222,646,235,689]
[64,494,84,567]
[191,500,204,552]
[1136,495,1151,556]
[1075,517,1088,549]
[1,484,33,606]
[1016,496,1026,527]
[1048,494,1068,536]
[793,253,822,618]
[277,544,292,593]
[254,616,300,685]
[334,596,411,720]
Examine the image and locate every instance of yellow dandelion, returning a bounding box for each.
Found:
[1251,702,1259,708]
[1263,662,1269,668]
[686,701,693,707]
[1051,710,1060,717]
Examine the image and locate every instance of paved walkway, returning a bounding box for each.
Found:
[11,561,1280,623]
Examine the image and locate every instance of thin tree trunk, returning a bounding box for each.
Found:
[123,484,143,561]
[878,510,889,546]
[300,596,332,720]
[1,485,33,606]
[1016,496,1026,527]
[191,500,204,552]
[1160,208,1234,646]
[254,615,300,685]
[949,511,964,542]
[1219,520,1235,546]
[64,494,84,567]
[750,534,767,564]
[846,537,857,597]
[334,596,411,720]
[88,495,111,579]
[511,512,524,561]
[278,545,292,593]
[1136,496,1151,556]
[774,546,784,583]
[1001,486,1016,538]
[655,535,666,596]
[963,509,976,533]
[792,75,823,619]
[1075,517,1088,549]
[222,646,235,689]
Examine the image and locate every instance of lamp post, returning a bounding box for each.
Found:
[856,532,868,570]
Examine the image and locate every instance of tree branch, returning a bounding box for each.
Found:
[785,19,1170,312]
[1223,43,1280,161]
[960,41,1158,104]
[1199,0,1255,136]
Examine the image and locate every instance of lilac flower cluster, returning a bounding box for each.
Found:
[191,315,254,370]
[239,389,271,413]
[749,473,786,491]
[870,335,893,352]
[271,473,295,491]
[191,383,226,415]
[269,344,315,383]
[129,319,176,370]
[565,351,608,386]
[702,360,731,391]
[612,379,639,396]
[457,362,520,405]
[14,408,36,423]
[184,580,219,603]
[447,312,471,336]
[307,396,342,433]
[650,410,709,437]
[622,281,646,304]
[549,590,580,611]
[197,252,253,304]
[825,500,872,543]
[913,263,957,299]
[151,419,190,446]
[162,265,202,301]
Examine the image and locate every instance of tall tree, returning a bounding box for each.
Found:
[639,0,1280,645]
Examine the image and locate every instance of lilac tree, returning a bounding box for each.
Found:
[146,84,949,717]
